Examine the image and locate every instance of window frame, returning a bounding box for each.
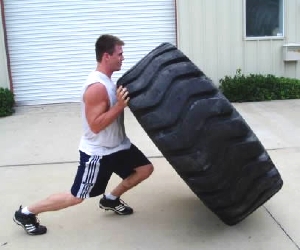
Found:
[243,0,285,40]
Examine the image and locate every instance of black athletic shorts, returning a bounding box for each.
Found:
[71,144,151,198]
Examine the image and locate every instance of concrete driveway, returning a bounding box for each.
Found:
[0,100,300,250]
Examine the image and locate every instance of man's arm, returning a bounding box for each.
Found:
[84,83,129,134]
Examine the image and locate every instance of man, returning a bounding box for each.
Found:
[13,34,154,235]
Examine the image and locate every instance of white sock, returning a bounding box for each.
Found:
[21,206,33,215]
[105,193,117,200]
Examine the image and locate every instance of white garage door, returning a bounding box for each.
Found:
[4,0,176,105]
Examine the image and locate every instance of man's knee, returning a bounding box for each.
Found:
[137,164,154,180]
[146,164,154,177]
[68,194,84,205]
[121,164,154,189]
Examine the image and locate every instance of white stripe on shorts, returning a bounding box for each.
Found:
[77,155,101,198]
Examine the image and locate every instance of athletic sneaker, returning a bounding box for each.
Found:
[99,195,133,215]
[13,206,47,235]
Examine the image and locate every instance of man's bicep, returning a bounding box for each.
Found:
[84,83,109,126]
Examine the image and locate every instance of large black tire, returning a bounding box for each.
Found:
[117,43,283,225]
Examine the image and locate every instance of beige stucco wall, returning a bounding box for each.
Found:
[0,6,9,89]
[176,0,300,86]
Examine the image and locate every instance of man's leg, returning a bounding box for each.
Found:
[99,144,153,214]
[14,193,83,236]
[27,193,83,214]
[14,151,107,235]
[110,164,154,197]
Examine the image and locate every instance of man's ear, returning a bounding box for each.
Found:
[103,52,110,61]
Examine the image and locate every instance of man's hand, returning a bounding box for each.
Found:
[116,86,130,108]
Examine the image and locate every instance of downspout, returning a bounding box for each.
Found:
[0,0,13,91]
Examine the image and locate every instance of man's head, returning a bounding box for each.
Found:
[95,34,124,72]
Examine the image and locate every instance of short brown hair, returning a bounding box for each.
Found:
[95,34,124,62]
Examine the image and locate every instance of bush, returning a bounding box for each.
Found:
[0,87,15,117]
[219,69,300,102]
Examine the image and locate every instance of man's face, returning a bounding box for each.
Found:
[107,45,124,72]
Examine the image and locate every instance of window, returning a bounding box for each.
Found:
[245,0,284,38]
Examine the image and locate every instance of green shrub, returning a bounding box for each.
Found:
[0,87,15,117]
[219,69,300,102]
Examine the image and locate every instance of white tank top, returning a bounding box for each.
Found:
[78,71,131,156]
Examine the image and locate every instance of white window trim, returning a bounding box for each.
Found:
[243,0,285,41]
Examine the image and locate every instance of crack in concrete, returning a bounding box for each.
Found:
[1,146,300,168]
[0,155,165,168]
[268,147,300,151]
[264,206,300,250]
